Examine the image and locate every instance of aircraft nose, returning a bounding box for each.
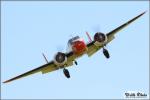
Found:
[72,41,86,54]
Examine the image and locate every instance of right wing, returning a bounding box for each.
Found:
[106,11,146,44]
[86,11,146,57]
[86,41,103,57]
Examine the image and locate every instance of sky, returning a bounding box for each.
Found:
[1,1,149,99]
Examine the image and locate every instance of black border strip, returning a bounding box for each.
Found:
[1,0,150,1]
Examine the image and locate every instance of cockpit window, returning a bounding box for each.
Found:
[68,36,80,45]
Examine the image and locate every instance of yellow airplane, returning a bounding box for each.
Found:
[3,11,146,83]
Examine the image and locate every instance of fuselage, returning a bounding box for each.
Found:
[68,36,87,55]
[72,39,87,54]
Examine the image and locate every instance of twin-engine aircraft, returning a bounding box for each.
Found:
[3,11,146,83]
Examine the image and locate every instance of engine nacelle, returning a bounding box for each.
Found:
[94,32,107,46]
[54,52,67,66]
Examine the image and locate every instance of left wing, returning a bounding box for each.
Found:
[87,11,146,57]
[3,51,75,83]
[3,61,57,83]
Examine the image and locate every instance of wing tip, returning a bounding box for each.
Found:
[3,80,10,84]
[136,11,146,19]
[3,76,19,84]
[142,11,147,15]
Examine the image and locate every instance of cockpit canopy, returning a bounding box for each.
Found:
[68,36,80,45]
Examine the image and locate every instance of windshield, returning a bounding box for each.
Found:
[68,36,80,45]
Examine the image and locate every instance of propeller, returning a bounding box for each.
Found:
[57,45,64,52]
[92,24,101,33]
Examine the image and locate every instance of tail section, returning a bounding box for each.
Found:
[86,32,92,43]
[42,53,49,63]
